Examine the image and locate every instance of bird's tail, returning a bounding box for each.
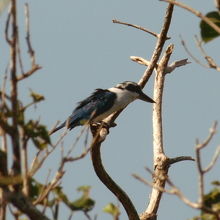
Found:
[49,122,65,135]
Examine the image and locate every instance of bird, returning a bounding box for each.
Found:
[50,81,155,134]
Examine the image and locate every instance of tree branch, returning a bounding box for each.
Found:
[112,19,169,39]
[138,2,174,87]
[195,121,218,204]
[161,0,220,35]
[130,56,190,74]
[90,124,139,220]
[4,190,50,220]
[16,64,42,81]
[9,0,21,179]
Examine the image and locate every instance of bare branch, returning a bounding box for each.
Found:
[143,45,174,219]
[133,172,200,210]
[90,124,139,220]
[165,59,191,73]
[33,170,64,205]
[168,156,195,165]
[4,6,12,45]
[161,0,220,35]
[196,121,217,151]
[4,190,50,220]
[180,35,209,68]
[204,145,220,172]
[24,3,36,66]
[138,3,174,87]
[9,0,21,180]
[130,56,153,67]
[195,121,218,205]
[112,19,169,39]
[194,35,220,71]
[130,56,190,74]
[16,64,42,81]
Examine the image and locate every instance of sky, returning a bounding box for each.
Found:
[1,0,220,219]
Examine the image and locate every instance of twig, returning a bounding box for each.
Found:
[130,56,190,74]
[24,3,36,66]
[161,0,220,35]
[195,121,218,204]
[20,127,29,196]
[168,156,195,164]
[180,35,209,68]
[4,6,12,45]
[138,3,174,87]
[4,190,50,220]
[16,64,42,81]
[112,19,170,39]
[204,145,220,172]
[33,170,64,205]
[194,35,220,71]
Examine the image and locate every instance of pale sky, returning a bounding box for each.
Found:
[1,0,220,219]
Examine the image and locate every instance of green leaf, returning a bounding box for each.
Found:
[69,185,95,211]
[54,185,95,212]
[30,90,45,103]
[103,203,120,218]
[212,181,220,186]
[204,187,220,208]
[200,11,220,42]
[24,120,51,150]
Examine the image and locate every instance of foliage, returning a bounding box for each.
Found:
[200,11,220,43]
[103,202,120,219]
[190,181,220,220]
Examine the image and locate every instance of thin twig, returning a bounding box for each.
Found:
[130,56,190,74]
[204,145,220,172]
[16,64,42,81]
[161,0,220,34]
[194,35,220,71]
[168,156,195,165]
[5,6,12,45]
[112,19,170,39]
[138,3,174,87]
[180,35,209,68]
[24,3,35,66]
[195,121,218,205]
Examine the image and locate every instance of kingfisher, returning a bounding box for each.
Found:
[50,81,154,134]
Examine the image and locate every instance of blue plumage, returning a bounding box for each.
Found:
[51,89,116,133]
[50,81,154,134]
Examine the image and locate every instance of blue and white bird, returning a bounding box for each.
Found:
[50,81,154,134]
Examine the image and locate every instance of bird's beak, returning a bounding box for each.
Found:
[138,91,155,103]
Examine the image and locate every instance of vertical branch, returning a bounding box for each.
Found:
[0,131,7,220]
[24,3,35,66]
[138,3,174,88]
[0,68,9,220]
[195,121,218,205]
[20,128,29,196]
[141,45,174,220]
[9,0,21,178]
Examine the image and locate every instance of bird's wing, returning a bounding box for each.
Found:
[68,89,116,129]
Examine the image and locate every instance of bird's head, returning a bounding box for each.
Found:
[115,81,155,103]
